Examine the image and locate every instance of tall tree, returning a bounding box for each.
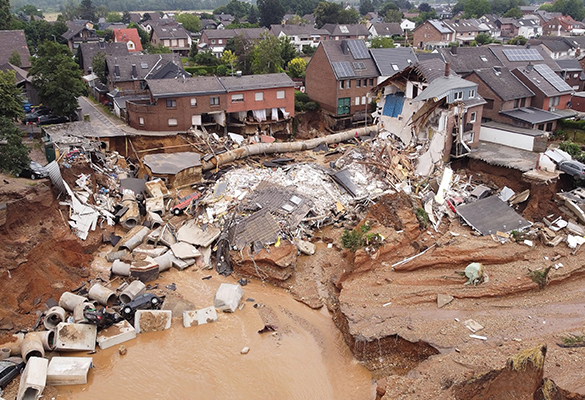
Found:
[360,0,374,15]
[287,57,307,78]
[314,1,344,28]
[418,2,432,12]
[79,0,96,22]
[463,0,491,18]
[176,13,202,33]
[0,71,25,121]
[122,11,131,23]
[0,117,30,175]
[247,6,259,24]
[28,41,88,117]
[0,0,12,30]
[384,9,403,22]
[91,52,107,84]
[370,36,395,48]
[225,34,256,74]
[250,33,285,74]
[258,0,286,28]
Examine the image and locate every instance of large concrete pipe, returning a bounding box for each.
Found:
[58,292,88,312]
[118,226,149,252]
[73,302,93,324]
[0,333,24,356]
[88,283,117,306]
[111,259,131,276]
[120,191,141,230]
[153,251,174,272]
[106,249,130,262]
[43,306,66,330]
[21,333,45,361]
[0,347,10,360]
[119,280,146,304]
[202,126,376,171]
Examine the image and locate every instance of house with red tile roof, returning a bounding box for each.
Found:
[113,28,143,53]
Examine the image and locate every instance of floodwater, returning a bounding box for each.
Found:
[56,270,375,400]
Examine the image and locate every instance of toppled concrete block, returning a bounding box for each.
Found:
[437,294,453,308]
[566,221,585,236]
[183,306,218,328]
[199,246,212,269]
[130,256,159,282]
[134,310,172,333]
[214,283,244,313]
[296,239,316,256]
[46,357,93,385]
[97,320,136,350]
[118,226,149,251]
[162,294,195,318]
[171,242,201,259]
[145,179,170,198]
[132,244,168,258]
[55,322,97,351]
[17,356,48,400]
[177,221,221,247]
[171,255,196,271]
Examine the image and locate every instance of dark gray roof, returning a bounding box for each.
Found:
[415,52,443,61]
[370,23,403,36]
[151,23,190,39]
[517,18,540,28]
[534,11,562,22]
[513,64,573,96]
[320,40,378,79]
[413,75,476,102]
[106,54,186,83]
[489,44,561,72]
[557,59,583,72]
[219,73,294,92]
[0,30,31,69]
[416,58,457,82]
[143,152,202,175]
[563,36,585,49]
[0,62,30,84]
[62,20,96,41]
[202,28,267,40]
[147,76,224,97]
[270,24,329,38]
[500,107,565,124]
[528,37,573,53]
[370,48,417,77]
[438,47,500,74]
[472,67,534,101]
[321,24,370,36]
[443,19,485,33]
[79,42,129,73]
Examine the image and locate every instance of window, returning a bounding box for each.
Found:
[469,89,475,98]
[514,99,519,108]
[369,78,374,86]
[276,90,285,99]
[537,123,545,130]
[356,80,361,88]
[549,96,560,107]
[362,96,367,105]
[469,112,476,123]
[255,92,264,101]
[347,80,351,89]
[392,64,399,71]
[355,96,360,105]
[231,94,244,102]
[210,96,220,106]
[190,98,197,107]
[454,91,463,100]
[211,39,216,44]
[166,99,177,108]
[139,117,144,125]
[168,118,178,126]
[574,73,579,79]
[340,81,344,89]
[218,39,223,44]
[546,122,553,131]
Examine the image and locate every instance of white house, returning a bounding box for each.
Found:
[401,19,416,32]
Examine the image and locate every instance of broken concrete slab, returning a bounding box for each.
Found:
[437,294,453,308]
[566,221,585,236]
[145,179,170,198]
[295,239,316,256]
[111,259,131,276]
[199,246,212,269]
[162,294,195,318]
[456,196,532,236]
[97,320,136,350]
[17,356,48,400]
[565,199,585,224]
[46,357,92,385]
[171,242,201,259]
[132,244,168,258]
[498,186,515,202]
[145,197,165,215]
[214,283,244,313]
[463,319,484,333]
[177,221,221,247]
[134,310,172,333]
[55,322,97,352]
[118,226,149,251]
[172,254,196,271]
[130,256,159,282]
[183,306,219,328]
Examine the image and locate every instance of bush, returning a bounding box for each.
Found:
[304,101,320,111]
[295,100,305,112]
[559,118,585,131]
[559,140,582,157]
[415,207,429,228]
[295,91,310,103]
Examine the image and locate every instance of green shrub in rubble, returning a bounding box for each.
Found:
[341,222,372,251]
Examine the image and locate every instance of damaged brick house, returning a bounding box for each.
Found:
[125,73,295,134]
[305,39,378,131]
[372,59,485,170]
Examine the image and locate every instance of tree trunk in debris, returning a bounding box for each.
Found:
[202,126,377,171]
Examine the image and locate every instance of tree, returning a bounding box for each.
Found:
[225,34,256,74]
[463,0,491,18]
[250,34,285,74]
[538,3,553,11]
[214,0,251,18]
[379,2,399,17]
[279,36,298,67]
[503,7,523,18]
[9,51,22,68]
[176,13,202,33]
[247,6,259,24]
[0,0,12,30]
[0,117,30,176]
[79,0,96,22]
[221,49,238,68]
[91,52,107,84]
[384,9,403,22]
[189,41,198,59]
[0,71,25,121]
[475,32,493,45]
[416,9,437,24]
[122,11,131,23]
[128,22,150,47]
[145,43,172,54]
[194,50,219,66]
[507,35,527,45]
[314,1,359,27]
[360,0,374,15]
[287,57,307,78]
[28,41,88,117]
[370,36,395,48]
[258,0,286,28]
[18,4,43,17]
[553,0,585,21]
[106,11,122,22]
[418,2,432,12]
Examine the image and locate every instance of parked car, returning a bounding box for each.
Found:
[22,107,51,124]
[16,161,49,180]
[37,114,68,126]
[0,358,26,389]
[558,160,585,180]
[171,192,200,215]
[120,293,162,320]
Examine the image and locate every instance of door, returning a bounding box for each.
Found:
[337,97,350,115]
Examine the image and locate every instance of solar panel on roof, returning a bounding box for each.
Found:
[502,48,544,62]
[347,40,370,59]
[352,61,366,69]
[140,62,148,69]
[332,61,354,78]
[533,64,573,93]
[339,25,349,33]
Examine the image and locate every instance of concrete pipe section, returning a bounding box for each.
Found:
[21,333,45,361]
[2,333,24,356]
[0,347,10,360]
[153,251,174,273]
[73,302,93,324]
[111,259,131,276]
[88,284,116,307]
[120,280,146,303]
[44,306,66,330]
[59,292,88,312]
[120,191,141,230]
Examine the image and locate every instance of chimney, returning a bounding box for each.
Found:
[526,43,531,49]
[445,62,450,77]
[451,45,457,55]
[131,64,137,79]
[341,40,349,54]
[526,62,534,72]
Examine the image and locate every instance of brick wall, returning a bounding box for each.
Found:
[413,23,444,49]
[306,45,339,114]
[226,86,295,116]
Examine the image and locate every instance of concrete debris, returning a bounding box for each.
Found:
[16,356,47,400]
[464,263,485,286]
[171,242,201,259]
[295,239,316,256]
[214,283,244,313]
[176,221,221,247]
[46,357,93,385]
[437,294,453,308]
[134,310,172,333]
[463,319,484,333]
[183,306,218,328]
[96,320,136,349]
[55,323,97,351]
[240,346,250,354]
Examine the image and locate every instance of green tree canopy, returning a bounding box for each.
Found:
[379,2,399,17]
[287,57,307,78]
[221,49,238,67]
[176,13,202,33]
[214,0,251,18]
[250,33,285,74]
[247,6,259,24]
[538,3,553,11]
[9,51,22,67]
[384,9,403,22]
[128,22,150,47]
[360,0,374,15]
[91,52,107,84]
[507,35,527,45]
[474,32,493,45]
[105,11,122,22]
[18,4,43,17]
[122,10,131,23]
[503,7,522,18]
[145,43,172,54]
[418,2,432,12]
[79,0,96,21]
[258,0,286,28]
[0,70,25,121]
[0,0,12,30]
[416,9,437,24]
[225,34,256,74]
[194,50,220,66]
[0,117,30,175]
[370,36,395,48]
[314,1,360,28]
[463,0,491,18]
[28,41,88,116]
[553,0,585,21]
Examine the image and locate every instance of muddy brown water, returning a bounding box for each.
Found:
[56,271,375,400]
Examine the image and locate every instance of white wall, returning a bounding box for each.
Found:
[479,126,535,151]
